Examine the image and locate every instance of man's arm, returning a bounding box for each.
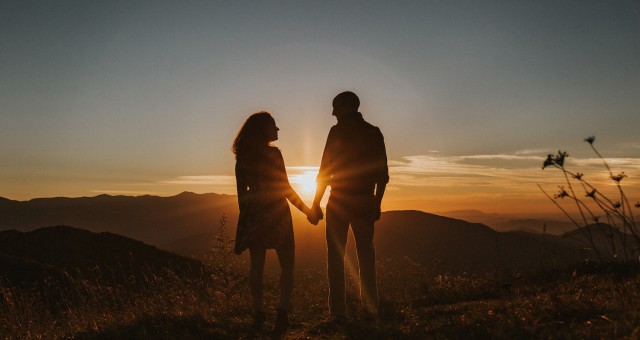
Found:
[374,182,386,221]
[309,183,328,223]
[373,127,389,221]
[310,128,336,223]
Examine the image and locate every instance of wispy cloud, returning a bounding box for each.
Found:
[161,175,236,185]
[89,190,161,196]
[388,153,640,191]
[459,154,544,161]
[515,148,553,155]
[571,158,640,169]
[150,155,638,210]
[157,168,321,189]
[286,166,319,174]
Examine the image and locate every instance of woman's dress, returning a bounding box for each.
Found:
[234,147,295,254]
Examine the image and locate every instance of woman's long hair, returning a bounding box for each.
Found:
[232,111,275,161]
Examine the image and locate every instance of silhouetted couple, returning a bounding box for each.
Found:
[232,91,389,332]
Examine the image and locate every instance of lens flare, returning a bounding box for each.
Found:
[289,169,319,195]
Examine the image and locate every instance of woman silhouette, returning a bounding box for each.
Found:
[232,111,312,331]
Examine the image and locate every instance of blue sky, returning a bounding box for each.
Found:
[1,1,639,214]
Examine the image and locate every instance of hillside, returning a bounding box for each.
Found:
[0,226,204,287]
[436,209,512,226]
[373,210,583,273]
[493,218,576,235]
[562,223,640,261]
[436,210,579,235]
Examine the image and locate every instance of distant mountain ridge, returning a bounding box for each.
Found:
[0,192,238,245]
[492,218,576,235]
[0,192,608,274]
[437,209,584,235]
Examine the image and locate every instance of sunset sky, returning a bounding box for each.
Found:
[2,1,639,215]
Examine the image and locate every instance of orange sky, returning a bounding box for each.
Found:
[2,2,640,216]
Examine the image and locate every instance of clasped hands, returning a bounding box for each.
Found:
[306,205,323,225]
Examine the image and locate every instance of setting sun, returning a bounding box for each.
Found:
[288,168,319,196]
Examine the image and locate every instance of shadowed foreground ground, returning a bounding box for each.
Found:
[2,261,640,339]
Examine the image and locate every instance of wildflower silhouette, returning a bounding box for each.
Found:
[538,136,639,262]
[542,151,568,169]
[584,136,595,145]
[554,187,570,199]
[611,173,627,183]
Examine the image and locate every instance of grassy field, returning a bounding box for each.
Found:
[2,257,640,339]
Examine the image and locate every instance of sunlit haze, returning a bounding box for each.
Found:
[1,1,639,215]
[288,167,320,199]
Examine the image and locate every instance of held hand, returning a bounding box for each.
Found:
[374,202,381,221]
[307,205,323,225]
[307,213,319,225]
[313,205,324,221]
[303,206,317,225]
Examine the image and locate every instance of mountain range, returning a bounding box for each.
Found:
[0,192,238,245]
[1,192,629,278]
[437,209,588,235]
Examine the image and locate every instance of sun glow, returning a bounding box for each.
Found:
[288,167,319,197]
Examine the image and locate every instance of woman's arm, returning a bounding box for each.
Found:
[273,149,311,215]
[284,182,310,215]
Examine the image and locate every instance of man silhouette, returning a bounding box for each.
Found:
[309,91,389,320]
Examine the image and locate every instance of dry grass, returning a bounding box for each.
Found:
[2,258,640,339]
[3,216,640,338]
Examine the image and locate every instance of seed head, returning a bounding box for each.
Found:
[584,136,595,145]
[555,151,568,167]
[542,154,554,169]
[554,187,570,199]
[542,151,568,169]
[610,172,627,183]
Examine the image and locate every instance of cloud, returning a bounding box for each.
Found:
[154,155,639,204]
[158,168,321,190]
[286,166,319,189]
[286,166,319,174]
[515,148,553,155]
[571,158,640,170]
[89,190,161,196]
[459,154,544,161]
[161,175,236,186]
[388,153,640,192]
